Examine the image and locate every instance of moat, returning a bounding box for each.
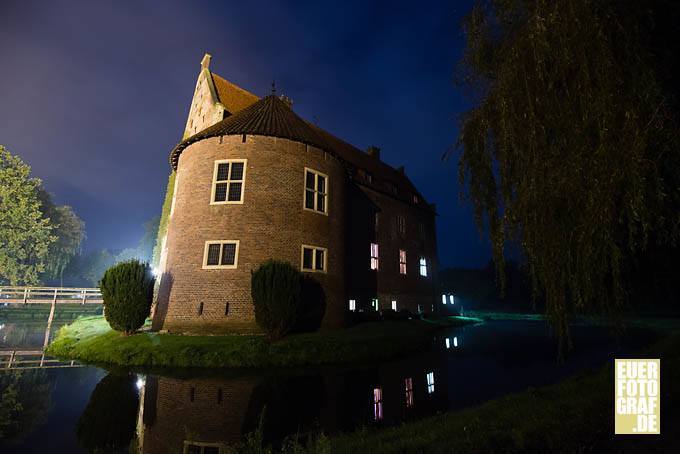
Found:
[0,318,659,452]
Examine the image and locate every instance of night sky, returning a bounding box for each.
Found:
[0,0,488,268]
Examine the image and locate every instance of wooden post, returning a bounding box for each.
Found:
[82,289,86,305]
[7,351,15,369]
[23,287,28,304]
[43,294,57,350]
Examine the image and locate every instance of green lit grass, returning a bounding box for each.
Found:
[46,315,478,368]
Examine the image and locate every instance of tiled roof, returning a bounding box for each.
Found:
[210,72,259,115]
[170,95,429,209]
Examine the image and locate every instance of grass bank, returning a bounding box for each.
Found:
[236,329,680,453]
[46,315,479,368]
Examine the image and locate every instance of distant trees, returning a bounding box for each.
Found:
[100,260,155,335]
[0,146,56,285]
[457,1,680,343]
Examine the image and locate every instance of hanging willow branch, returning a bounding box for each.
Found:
[457,0,680,350]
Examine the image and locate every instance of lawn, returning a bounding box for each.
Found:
[46,315,480,368]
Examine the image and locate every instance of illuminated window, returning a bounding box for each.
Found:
[441,294,447,305]
[445,338,450,349]
[397,215,406,236]
[301,245,327,273]
[419,257,428,277]
[373,387,383,421]
[304,168,328,214]
[370,243,379,270]
[404,377,414,408]
[203,240,239,269]
[211,159,246,204]
[371,298,379,311]
[454,336,459,347]
[391,300,397,311]
[426,372,435,394]
[399,249,407,275]
[349,299,356,311]
[417,304,422,314]
[449,295,455,305]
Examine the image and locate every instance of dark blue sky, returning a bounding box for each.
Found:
[0,0,489,268]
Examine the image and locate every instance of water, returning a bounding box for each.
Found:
[0,318,659,453]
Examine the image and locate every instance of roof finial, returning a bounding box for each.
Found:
[271,80,276,95]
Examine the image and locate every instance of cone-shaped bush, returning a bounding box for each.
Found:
[100,260,155,335]
[251,260,301,340]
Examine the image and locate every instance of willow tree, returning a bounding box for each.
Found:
[457,0,680,345]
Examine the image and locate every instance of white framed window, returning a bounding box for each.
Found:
[371,298,379,311]
[202,240,239,269]
[399,249,407,275]
[419,257,428,277]
[304,168,328,214]
[405,377,414,408]
[301,245,327,273]
[211,159,246,204]
[391,300,397,311]
[426,371,435,394]
[370,243,379,270]
[349,299,356,311]
[184,441,224,454]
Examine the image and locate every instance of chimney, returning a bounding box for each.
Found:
[279,95,293,109]
[367,146,381,160]
[201,53,212,70]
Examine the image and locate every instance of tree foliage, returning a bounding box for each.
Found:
[38,189,86,285]
[100,260,155,335]
[251,260,302,340]
[457,0,680,345]
[0,146,55,285]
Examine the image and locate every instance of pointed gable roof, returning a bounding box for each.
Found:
[210,72,259,115]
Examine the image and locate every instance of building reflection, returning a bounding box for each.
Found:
[136,353,449,452]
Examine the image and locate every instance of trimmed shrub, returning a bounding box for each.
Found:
[251,260,301,340]
[295,275,326,332]
[100,260,154,335]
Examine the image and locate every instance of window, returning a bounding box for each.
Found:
[426,372,435,394]
[397,216,406,236]
[373,387,383,421]
[301,245,327,272]
[405,377,414,408]
[419,257,428,277]
[304,168,328,214]
[371,298,379,311]
[450,295,455,305]
[412,194,420,204]
[399,249,407,275]
[349,299,356,311]
[391,300,397,311]
[441,294,447,305]
[374,212,379,234]
[184,442,223,454]
[386,181,397,194]
[203,241,239,269]
[370,243,379,270]
[211,159,246,204]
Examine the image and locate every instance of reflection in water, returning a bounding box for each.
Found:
[77,373,139,452]
[0,369,51,442]
[136,354,448,452]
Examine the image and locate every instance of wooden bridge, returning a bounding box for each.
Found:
[0,350,79,370]
[0,286,102,305]
[0,287,102,369]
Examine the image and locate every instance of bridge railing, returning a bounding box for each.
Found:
[0,350,79,370]
[0,286,102,304]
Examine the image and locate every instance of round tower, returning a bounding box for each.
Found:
[153,96,347,333]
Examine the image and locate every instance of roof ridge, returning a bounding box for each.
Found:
[210,71,259,100]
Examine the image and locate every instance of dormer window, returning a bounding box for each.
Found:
[386,182,397,194]
[211,159,246,204]
[412,194,420,204]
[304,168,328,215]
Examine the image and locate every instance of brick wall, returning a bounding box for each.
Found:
[153,135,347,332]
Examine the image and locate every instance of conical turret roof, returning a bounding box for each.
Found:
[170,95,334,169]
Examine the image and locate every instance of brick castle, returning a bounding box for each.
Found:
[152,54,439,332]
